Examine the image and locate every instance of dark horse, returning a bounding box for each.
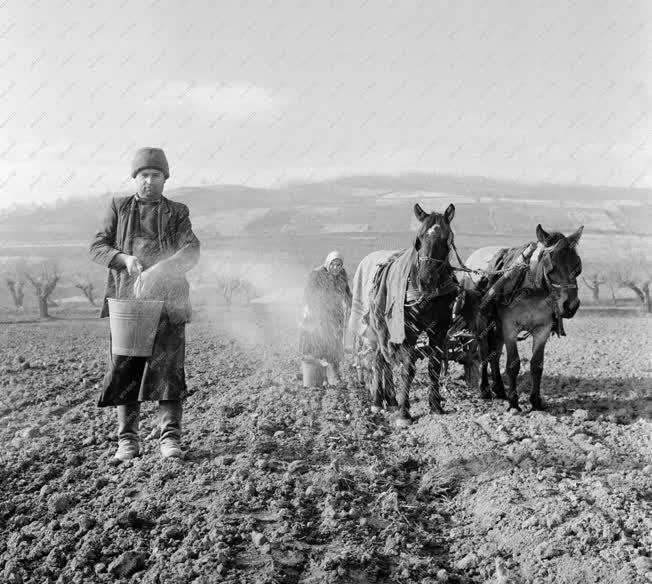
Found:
[460,224,583,411]
[348,203,458,428]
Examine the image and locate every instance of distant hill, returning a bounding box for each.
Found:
[293,173,651,203]
[1,173,650,273]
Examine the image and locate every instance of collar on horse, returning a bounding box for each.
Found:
[405,275,458,307]
[507,242,574,337]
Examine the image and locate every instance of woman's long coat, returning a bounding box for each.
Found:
[300,267,352,363]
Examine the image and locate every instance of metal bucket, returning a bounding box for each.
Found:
[108,298,164,357]
[301,358,326,388]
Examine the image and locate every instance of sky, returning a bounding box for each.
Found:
[0,0,650,210]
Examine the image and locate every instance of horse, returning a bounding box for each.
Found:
[348,203,459,428]
[460,224,584,411]
[449,287,492,391]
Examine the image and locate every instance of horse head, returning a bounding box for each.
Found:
[535,224,584,318]
[413,203,455,291]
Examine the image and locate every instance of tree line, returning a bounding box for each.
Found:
[1,257,99,319]
[580,251,651,312]
[1,250,650,318]
[0,255,258,318]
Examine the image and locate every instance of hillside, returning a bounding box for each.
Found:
[1,173,650,275]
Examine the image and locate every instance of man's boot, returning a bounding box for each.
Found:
[115,403,140,461]
[159,400,183,459]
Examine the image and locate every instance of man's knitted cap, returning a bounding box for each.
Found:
[131,147,170,179]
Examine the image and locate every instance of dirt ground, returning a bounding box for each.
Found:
[0,307,650,584]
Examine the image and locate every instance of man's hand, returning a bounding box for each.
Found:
[135,263,167,299]
[120,254,143,276]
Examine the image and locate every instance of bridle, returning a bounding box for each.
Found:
[407,228,457,305]
[416,255,449,271]
[549,281,578,290]
[533,245,581,336]
[536,246,580,295]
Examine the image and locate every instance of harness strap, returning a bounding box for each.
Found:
[405,276,459,307]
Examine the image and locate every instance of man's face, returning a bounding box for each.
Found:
[135,168,166,200]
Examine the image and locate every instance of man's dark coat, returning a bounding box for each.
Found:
[90,194,200,324]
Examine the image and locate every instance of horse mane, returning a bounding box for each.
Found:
[501,243,532,270]
[543,232,565,245]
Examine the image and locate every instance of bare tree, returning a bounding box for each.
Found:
[72,272,97,306]
[239,279,255,303]
[192,254,258,310]
[625,279,651,313]
[7,278,25,309]
[25,259,60,319]
[609,252,652,313]
[2,257,27,309]
[216,275,254,309]
[604,280,618,305]
[581,271,607,303]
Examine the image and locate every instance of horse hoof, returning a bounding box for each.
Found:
[430,405,445,415]
[493,390,507,400]
[393,416,412,429]
[480,392,492,401]
[386,405,399,414]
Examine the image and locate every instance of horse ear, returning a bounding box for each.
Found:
[414,203,429,223]
[536,224,551,245]
[444,203,455,223]
[567,225,584,248]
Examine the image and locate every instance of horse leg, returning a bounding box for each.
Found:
[478,336,492,400]
[355,355,365,385]
[370,350,385,413]
[394,345,416,427]
[427,331,447,413]
[382,359,398,410]
[350,337,363,385]
[530,325,552,410]
[489,328,506,399]
[503,329,521,411]
[480,360,490,398]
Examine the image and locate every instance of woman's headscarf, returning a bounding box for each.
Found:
[323,250,343,270]
[306,249,350,308]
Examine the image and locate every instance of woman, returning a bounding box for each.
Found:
[300,251,353,385]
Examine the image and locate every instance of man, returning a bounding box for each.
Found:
[90,147,200,460]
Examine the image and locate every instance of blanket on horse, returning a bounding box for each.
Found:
[347,248,415,357]
[369,248,417,360]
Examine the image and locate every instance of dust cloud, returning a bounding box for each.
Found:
[189,249,307,352]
